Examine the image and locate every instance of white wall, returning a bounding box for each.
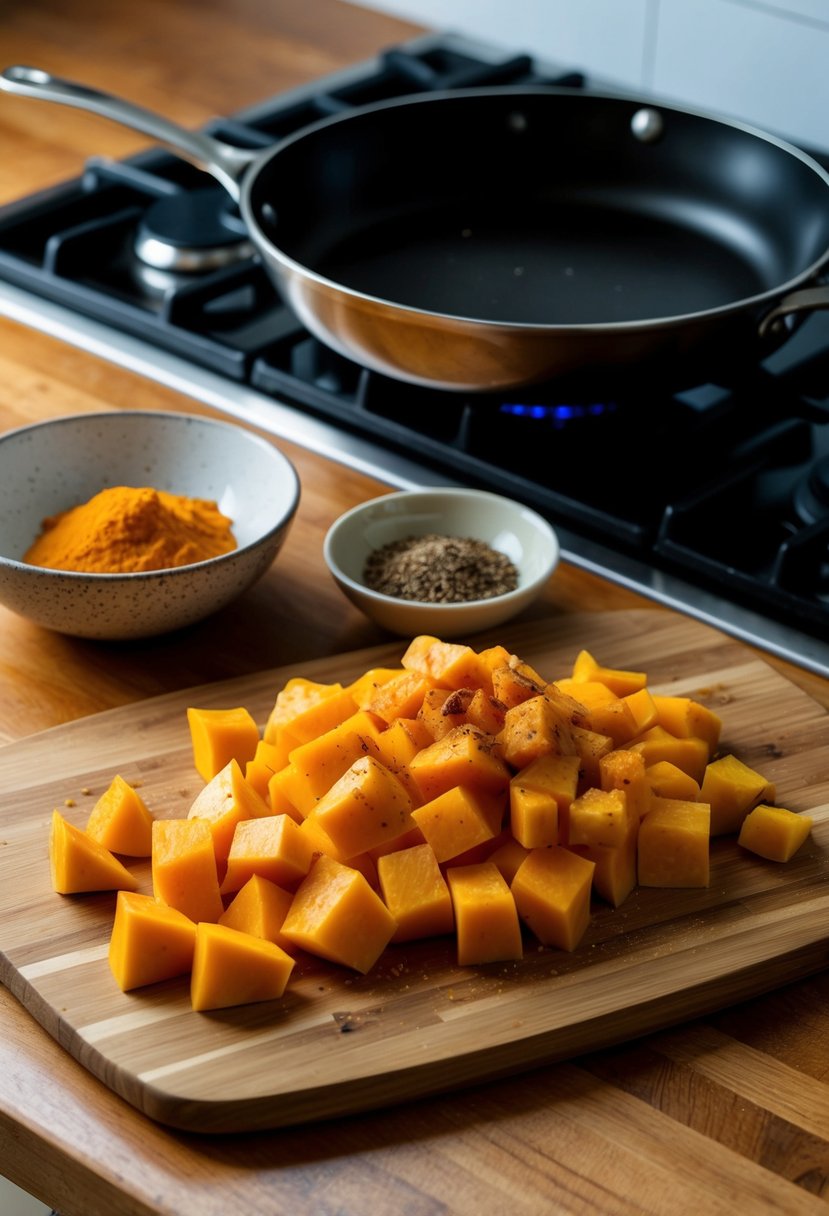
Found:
[354,0,829,153]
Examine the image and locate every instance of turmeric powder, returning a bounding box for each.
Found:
[24,485,236,573]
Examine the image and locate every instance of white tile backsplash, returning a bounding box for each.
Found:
[354,0,829,151]
[0,1175,51,1216]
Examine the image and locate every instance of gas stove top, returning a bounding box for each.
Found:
[0,31,827,677]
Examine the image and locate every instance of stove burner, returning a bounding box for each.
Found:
[792,454,829,525]
[134,188,254,271]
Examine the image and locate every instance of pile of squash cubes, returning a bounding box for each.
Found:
[49,635,813,1012]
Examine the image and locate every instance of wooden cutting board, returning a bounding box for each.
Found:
[2,610,828,1135]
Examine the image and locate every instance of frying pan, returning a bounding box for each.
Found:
[3,64,829,393]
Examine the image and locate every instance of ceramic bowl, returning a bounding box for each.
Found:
[0,410,300,640]
[323,487,560,638]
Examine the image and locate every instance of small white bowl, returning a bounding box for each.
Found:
[323,488,559,638]
[0,410,300,640]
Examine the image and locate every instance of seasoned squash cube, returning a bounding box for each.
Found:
[638,798,710,888]
[220,813,314,894]
[269,710,384,817]
[511,847,595,951]
[408,724,510,802]
[309,754,415,859]
[281,854,397,973]
[571,726,615,790]
[599,748,650,819]
[412,784,504,863]
[347,667,402,709]
[499,694,578,768]
[568,786,634,850]
[372,716,434,771]
[187,758,269,866]
[700,753,775,836]
[186,705,260,783]
[446,861,523,965]
[491,663,546,709]
[190,922,295,1011]
[367,669,436,725]
[152,818,224,924]
[509,785,559,849]
[417,687,457,740]
[645,760,701,803]
[377,843,454,942]
[85,773,154,857]
[737,804,813,862]
[50,810,139,895]
[219,874,294,948]
[402,636,491,691]
[108,890,196,992]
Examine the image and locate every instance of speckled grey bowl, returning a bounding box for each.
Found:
[0,410,300,640]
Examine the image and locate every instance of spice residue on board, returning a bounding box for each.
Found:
[363,533,518,603]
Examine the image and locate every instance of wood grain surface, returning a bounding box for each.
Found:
[3,611,826,1134]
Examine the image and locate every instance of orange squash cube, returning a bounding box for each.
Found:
[108,890,196,992]
[245,738,289,802]
[700,753,775,836]
[402,636,490,691]
[219,874,294,948]
[376,842,454,942]
[511,847,595,951]
[281,854,397,973]
[628,725,709,785]
[269,710,385,817]
[50,810,139,895]
[85,773,154,857]
[263,677,341,744]
[220,813,315,894]
[487,836,532,884]
[638,798,710,888]
[568,786,634,849]
[571,649,647,696]
[152,818,224,924]
[309,754,415,858]
[645,760,701,803]
[190,921,295,1011]
[568,814,639,908]
[652,694,722,757]
[366,669,436,725]
[187,758,269,866]
[407,724,510,802]
[412,784,504,863]
[599,748,650,818]
[186,705,260,783]
[571,726,615,790]
[498,694,578,768]
[446,861,523,965]
[372,715,437,771]
[347,667,403,709]
[509,785,559,849]
[737,804,813,862]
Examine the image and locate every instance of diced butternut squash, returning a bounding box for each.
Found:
[417,687,458,740]
[568,814,639,908]
[367,670,436,725]
[245,738,289,801]
[186,705,260,783]
[511,847,595,951]
[190,921,295,1011]
[571,726,615,790]
[491,663,546,709]
[487,836,531,884]
[737,804,813,862]
[571,649,647,697]
[372,716,435,771]
[348,667,402,709]
[446,861,523,965]
[645,760,701,803]
[219,874,294,948]
[270,710,385,817]
[628,726,709,785]
[50,810,139,895]
[402,636,490,692]
[263,677,341,743]
[220,813,315,894]
[281,855,396,973]
[568,786,634,850]
[407,724,510,802]
[152,818,224,924]
[412,784,504,863]
[309,754,415,858]
[638,798,710,888]
[509,784,559,850]
[599,748,650,819]
[651,694,722,757]
[510,752,580,845]
[108,890,196,992]
[699,754,775,836]
[187,758,269,866]
[85,774,154,857]
[498,694,578,768]
[376,843,454,942]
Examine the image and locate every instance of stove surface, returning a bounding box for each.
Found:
[0,31,827,677]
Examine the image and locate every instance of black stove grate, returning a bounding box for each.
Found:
[0,36,826,652]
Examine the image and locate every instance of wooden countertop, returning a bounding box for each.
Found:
[0,3,827,1213]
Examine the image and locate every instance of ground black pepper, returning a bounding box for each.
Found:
[363,533,519,603]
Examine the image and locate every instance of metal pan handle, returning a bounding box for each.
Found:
[758,283,829,340]
[0,66,259,202]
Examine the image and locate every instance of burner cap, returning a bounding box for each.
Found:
[135,188,255,271]
[792,454,829,527]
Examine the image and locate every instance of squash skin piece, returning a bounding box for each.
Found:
[308,754,415,859]
[220,813,314,894]
[699,754,775,836]
[511,846,595,951]
[151,818,224,924]
[412,784,504,863]
[190,921,295,1011]
[85,774,154,857]
[281,854,397,974]
[377,843,454,942]
[108,890,196,992]
[219,874,294,949]
[49,810,139,895]
[187,758,269,866]
[638,798,710,888]
[186,705,260,783]
[446,861,523,965]
[737,804,813,862]
[407,724,510,803]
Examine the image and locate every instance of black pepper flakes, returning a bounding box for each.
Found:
[363,533,518,603]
